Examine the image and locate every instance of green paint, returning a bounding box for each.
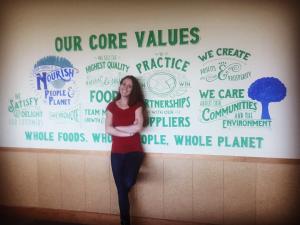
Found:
[200,65,216,75]
[90,90,118,103]
[222,119,272,128]
[199,89,244,99]
[106,61,129,72]
[144,97,190,108]
[227,72,251,81]
[216,48,251,60]
[135,27,200,48]
[85,62,106,73]
[149,116,190,127]
[55,27,200,52]
[190,27,200,44]
[55,36,82,52]
[86,75,121,87]
[218,89,244,98]
[13,110,43,118]
[179,27,189,44]
[201,101,257,122]
[198,50,214,62]
[92,133,112,143]
[135,31,145,47]
[141,134,167,145]
[217,136,263,148]
[8,97,38,112]
[199,90,215,98]
[136,57,190,74]
[85,61,129,74]
[89,35,98,50]
[198,48,251,62]
[84,109,106,124]
[89,32,127,50]
[25,131,54,141]
[57,132,86,142]
[157,30,167,46]
[174,135,212,146]
[147,31,157,47]
[85,109,104,116]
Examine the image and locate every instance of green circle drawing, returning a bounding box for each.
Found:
[147,72,177,96]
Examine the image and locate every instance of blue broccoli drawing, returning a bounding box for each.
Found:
[248,77,286,119]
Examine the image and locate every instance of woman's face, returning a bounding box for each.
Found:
[119,78,133,97]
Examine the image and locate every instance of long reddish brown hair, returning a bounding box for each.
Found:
[114,75,148,126]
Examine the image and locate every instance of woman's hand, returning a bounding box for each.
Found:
[105,111,132,137]
[115,106,144,134]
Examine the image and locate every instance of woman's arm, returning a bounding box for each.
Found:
[115,106,144,134]
[105,110,132,137]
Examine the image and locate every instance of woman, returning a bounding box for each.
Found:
[105,75,146,225]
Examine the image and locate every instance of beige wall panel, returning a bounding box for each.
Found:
[132,155,164,219]
[0,152,11,205]
[61,153,85,211]
[257,163,300,189]
[0,151,38,207]
[164,158,193,221]
[37,152,62,209]
[85,154,110,214]
[193,159,223,224]
[256,163,300,225]
[224,161,256,225]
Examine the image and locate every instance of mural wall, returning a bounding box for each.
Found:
[0,0,299,158]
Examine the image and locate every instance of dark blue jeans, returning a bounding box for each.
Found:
[111,152,144,225]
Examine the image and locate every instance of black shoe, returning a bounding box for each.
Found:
[121,222,130,225]
[121,220,131,225]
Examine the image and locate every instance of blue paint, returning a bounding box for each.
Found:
[34,56,73,68]
[33,56,77,106]
[248,77,286,119]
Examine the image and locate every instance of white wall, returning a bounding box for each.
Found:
[0,0,299,158]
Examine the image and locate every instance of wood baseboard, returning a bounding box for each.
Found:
[1,146,300,164]
[0,205,207,225]
[0,205,118,225]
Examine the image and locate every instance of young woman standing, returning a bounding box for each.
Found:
[105,75,146,225]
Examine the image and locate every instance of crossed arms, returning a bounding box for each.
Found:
[105,107,143,137]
